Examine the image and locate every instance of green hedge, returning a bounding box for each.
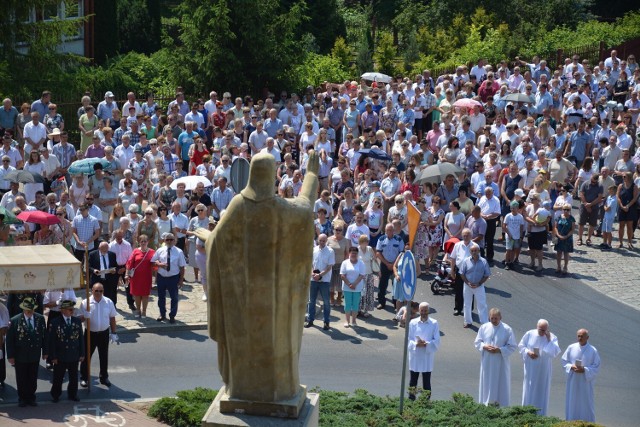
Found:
[147,387,605,427]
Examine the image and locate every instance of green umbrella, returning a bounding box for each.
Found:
[0,206,22,225]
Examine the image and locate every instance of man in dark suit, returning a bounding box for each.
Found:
[49,300,84,402]
[6,297,48,407]
[89,241,119,307]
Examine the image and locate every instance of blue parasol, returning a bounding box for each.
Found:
[68,158,113,175]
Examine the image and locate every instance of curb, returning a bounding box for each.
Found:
[117,323,208,334]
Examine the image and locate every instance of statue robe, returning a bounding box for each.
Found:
[206,193,314,403]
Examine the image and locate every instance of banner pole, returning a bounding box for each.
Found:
[85,247,91,392]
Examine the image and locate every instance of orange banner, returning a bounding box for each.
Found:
[407,202,421,250]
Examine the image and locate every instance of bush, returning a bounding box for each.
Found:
[148,387,217,427]
[148,387,584,427]
[287,53,353,92]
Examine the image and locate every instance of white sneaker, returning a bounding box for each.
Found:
[202,294,208,301]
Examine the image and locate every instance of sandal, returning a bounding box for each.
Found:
[586,239,591,246]
[577,240,583,246]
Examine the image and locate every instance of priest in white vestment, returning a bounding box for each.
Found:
[562,328,600,422]
[474,307,517,407]
[518,319,562,415]
[407,302,440,400]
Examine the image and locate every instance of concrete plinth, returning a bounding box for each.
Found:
[202,389,319,427]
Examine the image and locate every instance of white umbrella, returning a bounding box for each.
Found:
[170,175,213,191]
[415,163,465,185]
[503,93,534,103]
[361,72,392,83]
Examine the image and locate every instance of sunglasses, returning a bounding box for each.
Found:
[165,238,174,241]
[93,290,104,293]
[563,208,571,211]
[334,228,343,232]
[145,212,153,216]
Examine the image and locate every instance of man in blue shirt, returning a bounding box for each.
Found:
[459,243,491,327]
[30,91,51,119]
[564,120,592,169]
[375,224,404,310]
[0,98,18,135]
[178,121,197,173]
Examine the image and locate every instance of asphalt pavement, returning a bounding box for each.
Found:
[1,235,639,426]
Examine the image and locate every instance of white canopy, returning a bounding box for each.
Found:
[0,244,82,291]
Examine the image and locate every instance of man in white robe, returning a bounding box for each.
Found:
[407,302,440,400]
[474,307,517,407]
[562,328,601,422]
[518,319,562,415]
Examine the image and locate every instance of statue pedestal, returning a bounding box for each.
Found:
[202,387,319,427]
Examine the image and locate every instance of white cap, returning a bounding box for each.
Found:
[105,91,114,98]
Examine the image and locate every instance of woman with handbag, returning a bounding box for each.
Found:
[125,235,156,318]
[357,234,378,318]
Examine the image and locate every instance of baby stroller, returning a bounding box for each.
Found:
[430,237,459,295]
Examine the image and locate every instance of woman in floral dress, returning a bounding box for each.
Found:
[128,149,149,206]
[425,196,445,271]
[413,197,431,275]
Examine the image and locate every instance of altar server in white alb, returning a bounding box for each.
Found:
[474,307,517,407]
[407,302,440,400]
[562,328,601,422]
[518,319,562,415]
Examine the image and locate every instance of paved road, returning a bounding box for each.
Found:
[2,260,638,426]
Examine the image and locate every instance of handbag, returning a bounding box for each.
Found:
[370,248,381,275]
[128,249,149,278]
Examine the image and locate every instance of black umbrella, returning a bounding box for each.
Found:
[358,147,392,161]
[2,170,45,184]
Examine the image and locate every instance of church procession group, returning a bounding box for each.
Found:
[2,51,633,423]
[412,305,601,422]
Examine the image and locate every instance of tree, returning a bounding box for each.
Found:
[0,0,86,98]
[174,0,307,95]
[331,36,353,70]
[402,28,420,73]
[374,31,397,76]
[296,0,347,54]
[94,1,119,63]
[116,0,161,55]
[355,29,374,75]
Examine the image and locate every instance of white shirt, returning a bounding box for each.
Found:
[43,288,77,313]
[450,240,473,267]
[312,245,335,283]
[80,296,116,332]
[168,212,189,238]
[114,144,134,170]
[109,239,133,265]
[151,245,187,277]
[23,121,48,154]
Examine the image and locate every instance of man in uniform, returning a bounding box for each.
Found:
[49,300,84,402]
[6,297,48,407]
[375,223,404,310]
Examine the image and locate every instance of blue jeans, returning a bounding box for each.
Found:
[307,281,330,323]
[157,274,180,318]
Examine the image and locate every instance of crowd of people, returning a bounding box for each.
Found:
[0,50,635,421]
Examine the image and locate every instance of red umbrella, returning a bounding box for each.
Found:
[17,210,60,226]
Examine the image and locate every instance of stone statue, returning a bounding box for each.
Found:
[196,151,319,417]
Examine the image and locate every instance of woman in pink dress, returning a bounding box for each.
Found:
[125,235,156,318]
